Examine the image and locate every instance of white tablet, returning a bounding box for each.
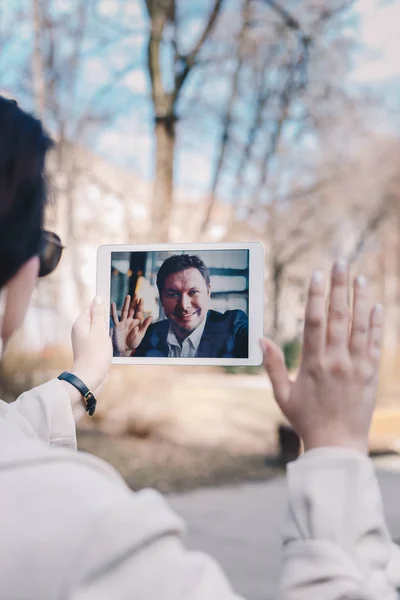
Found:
[97,242,264,366]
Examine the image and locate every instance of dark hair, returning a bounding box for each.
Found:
[156,254,211,294]
[0,96,53,289]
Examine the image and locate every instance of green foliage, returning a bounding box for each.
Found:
[282,338,301,371]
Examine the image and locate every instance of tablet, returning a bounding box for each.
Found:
[97,242,264,366]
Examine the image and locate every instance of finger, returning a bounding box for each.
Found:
[128,295,136,319]
[135,297,144,319]
[368,304,384,363]
[349,275,369,358]
[91,296,107,329]
[111,302,119,326]
[303,271,326,361]
[326,260,351,351]
[121,295,131,321]
[260,338,292,408]
[139,316,153,333]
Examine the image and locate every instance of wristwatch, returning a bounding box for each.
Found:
[58,371,97,416]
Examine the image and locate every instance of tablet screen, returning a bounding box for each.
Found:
[110,249,249,359]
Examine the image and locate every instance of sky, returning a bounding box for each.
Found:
[354,0,400,83]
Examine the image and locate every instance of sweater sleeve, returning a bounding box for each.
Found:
[69,488,245,600]
[280,447,399,600]
[69,448,400,600]
[1,379,77,450]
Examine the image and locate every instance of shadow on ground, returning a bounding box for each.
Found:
[77,429,285,494]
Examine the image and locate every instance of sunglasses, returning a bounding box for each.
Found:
[38,230,64,278]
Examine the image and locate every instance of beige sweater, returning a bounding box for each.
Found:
[0,379,399,599]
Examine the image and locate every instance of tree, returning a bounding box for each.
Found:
[144,0,226,241]
[199,0,314,236]
[29,0,100,311]
[26,0,142,313]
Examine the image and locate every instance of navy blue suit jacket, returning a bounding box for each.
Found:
[135,309,248,358]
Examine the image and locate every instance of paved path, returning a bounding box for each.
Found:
[167,457,400,600]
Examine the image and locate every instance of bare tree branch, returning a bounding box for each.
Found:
[147,5,171,117]
[32,0,46,121]
[272,178,336,256]
[226,42,283,222]
[66,2,88,117]
[199,0,251,235]
[246,50,309,220]
[144,0,154,17]
[279,219,339,266]
[347,201,389,264]
[262,0,311,45]
[174,0,226,98]
[75,59,144,135]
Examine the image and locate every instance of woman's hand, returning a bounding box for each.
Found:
[261,261,384,455]
[61,296,113,421]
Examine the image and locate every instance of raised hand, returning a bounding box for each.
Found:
[60,296,113,422]
[71,296,113,394]
[111,294,152,354]
[261,261,384,455]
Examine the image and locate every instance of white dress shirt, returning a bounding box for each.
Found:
[166,317,207,358]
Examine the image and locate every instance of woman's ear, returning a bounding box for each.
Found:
[1,256,39,352]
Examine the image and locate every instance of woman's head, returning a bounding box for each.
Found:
[0,97,53,287]
[0,96,53,352]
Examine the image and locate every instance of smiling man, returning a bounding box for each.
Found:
[112,254,249,358]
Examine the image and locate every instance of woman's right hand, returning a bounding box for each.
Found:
[261,261,384,455]
[111,294,152,354]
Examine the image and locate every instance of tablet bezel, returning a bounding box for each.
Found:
[97,242,264,366]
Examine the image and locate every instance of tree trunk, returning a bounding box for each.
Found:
[152,117,176,242]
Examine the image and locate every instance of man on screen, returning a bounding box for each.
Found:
[111,254,248,358]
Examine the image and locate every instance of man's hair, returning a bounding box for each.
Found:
[156,254,211,294]
[0,96,53,289]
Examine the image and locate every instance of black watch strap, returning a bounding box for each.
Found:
[58,371,97,416]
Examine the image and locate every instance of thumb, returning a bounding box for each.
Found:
[90,296,107,330]
[72,306,91,337]
[260,338,291,408]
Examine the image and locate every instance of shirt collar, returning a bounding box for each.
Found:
[167,316,207,351]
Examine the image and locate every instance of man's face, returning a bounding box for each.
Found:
[161,268,211,336]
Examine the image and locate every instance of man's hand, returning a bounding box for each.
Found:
[261,261,384,455]
[111,294,152,354]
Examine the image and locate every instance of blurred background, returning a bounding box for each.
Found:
[110,249,249,319]
[1,0,400,491]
